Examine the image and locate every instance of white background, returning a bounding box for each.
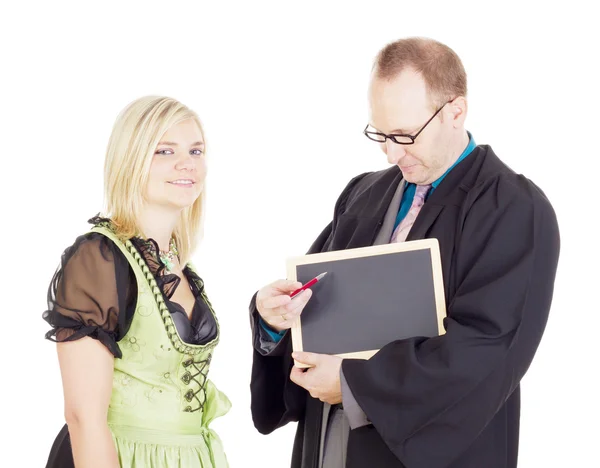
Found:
[1,1,598,466]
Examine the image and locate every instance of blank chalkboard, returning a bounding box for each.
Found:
[287,239,446,365]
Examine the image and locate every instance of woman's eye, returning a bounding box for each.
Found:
[155,149,174,155]
[190,149,204,156]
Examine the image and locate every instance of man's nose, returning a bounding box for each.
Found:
[385,139,407,165]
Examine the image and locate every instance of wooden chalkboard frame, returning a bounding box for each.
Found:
[287,238,447,367]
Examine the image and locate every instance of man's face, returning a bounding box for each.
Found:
[368,69,456,185]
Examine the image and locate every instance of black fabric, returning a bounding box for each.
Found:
[43,220,217,357]
[129,237,217,346]
[42,232,137,358]
[249,145,560,468]
[44,424,74,468]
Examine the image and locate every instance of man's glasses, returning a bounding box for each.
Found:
[364,100,453,145]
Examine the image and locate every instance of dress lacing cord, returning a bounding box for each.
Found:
[182,353,212,412]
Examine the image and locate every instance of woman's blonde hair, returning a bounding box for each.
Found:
[103,95,206,264]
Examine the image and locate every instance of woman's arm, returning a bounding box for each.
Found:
[58,337,119,468]
[44,233,137,467]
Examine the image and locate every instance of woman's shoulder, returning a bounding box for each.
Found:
[59,232,120,269]
[52,216,136,291]
[44,216,138,358]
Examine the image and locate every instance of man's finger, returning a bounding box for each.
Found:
[290,366,308,387]
[272,279,303,293]
[261,294,292,310]
[285,289,312,311]
[279,295,311,319]
[264,289,311,318]
[292,352,321,366]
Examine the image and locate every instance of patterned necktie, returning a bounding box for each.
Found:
[391,184,432,243]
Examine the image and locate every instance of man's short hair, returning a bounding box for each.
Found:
[374,37,468,107]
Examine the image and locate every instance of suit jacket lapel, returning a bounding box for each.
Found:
[373,179,406,245]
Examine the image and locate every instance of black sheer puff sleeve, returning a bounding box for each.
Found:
[43,233,138,358]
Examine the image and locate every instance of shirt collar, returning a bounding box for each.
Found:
[431,131,476,190]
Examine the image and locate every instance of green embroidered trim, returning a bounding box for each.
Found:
[90,220,221,356]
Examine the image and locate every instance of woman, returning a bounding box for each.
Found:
[43,96,230,468]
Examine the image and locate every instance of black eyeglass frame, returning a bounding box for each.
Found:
[364,99,454,145]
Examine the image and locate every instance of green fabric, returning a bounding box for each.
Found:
[91,225,231,467]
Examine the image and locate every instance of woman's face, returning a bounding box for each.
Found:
[145,118,206,212]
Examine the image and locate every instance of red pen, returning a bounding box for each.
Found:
[290,272,328,298]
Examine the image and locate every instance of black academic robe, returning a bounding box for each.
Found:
[249,145,560,468]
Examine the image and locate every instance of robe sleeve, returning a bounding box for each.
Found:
[342,174,560,467]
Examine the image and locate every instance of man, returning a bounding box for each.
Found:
[249,37,560,468]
